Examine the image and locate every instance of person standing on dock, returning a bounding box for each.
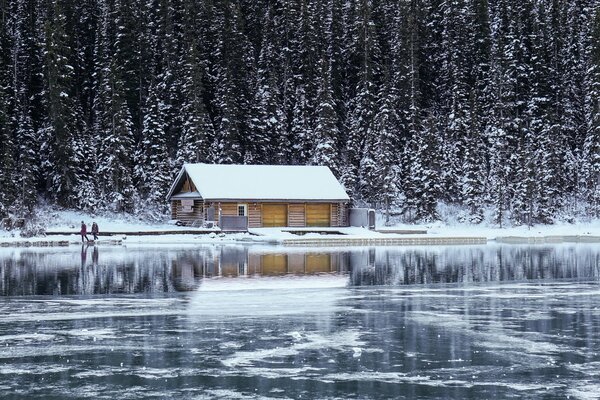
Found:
[80,221,90,243]
[91,222,99,241]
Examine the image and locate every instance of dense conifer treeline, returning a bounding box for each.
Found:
[0,0,598,224]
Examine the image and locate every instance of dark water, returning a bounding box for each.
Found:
[0,244,599,399]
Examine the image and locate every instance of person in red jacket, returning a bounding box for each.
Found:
[80,221,90,243]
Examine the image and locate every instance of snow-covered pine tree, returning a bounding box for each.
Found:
[344,0,380,201]
[137,81,170,207]
[559,0,589,201]
[290,0,321,164]
[0,122,14,217]
[176,37,215,168]
[461,89,487,223]
[486,0,512,226]
[8,0,45,215]
[312,58,340,175]
[94,0,136,212]
[290,84,313,164]
[395,0,424,218]
[211,2,252,164]
[13,110,39,215]
[0,18,16,216]
[405,113,440,222]
[437,0,476,205]
[528,0,562,223]
[43,1,85,207]
[250,4,286,164]
[156,0,186,154]
[582,4,600,218]
[372,83,401,221]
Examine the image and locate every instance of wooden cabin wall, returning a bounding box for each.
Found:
[181,176,196,192]
[172,200,204,225]
[248,204,261,228]
[331,203,339,227]
[198,201,349,227]
[338,203,348,227]
[288,204,305,227]
[171,201,177,219]
[219,203,238,216]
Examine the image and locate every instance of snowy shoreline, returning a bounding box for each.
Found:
[1,209,598,248]
[1,225,599,248]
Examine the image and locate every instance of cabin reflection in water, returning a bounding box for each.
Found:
[0,246,350,296]
[208,248,349,277]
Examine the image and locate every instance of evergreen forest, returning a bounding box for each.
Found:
[0,0,599,225]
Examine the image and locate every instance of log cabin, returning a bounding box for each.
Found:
[166,164,350,229]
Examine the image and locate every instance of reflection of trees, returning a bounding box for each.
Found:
[0,248,206,296]
[0,245,598,295]
[349,245,600,286]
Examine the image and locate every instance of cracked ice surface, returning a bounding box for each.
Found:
[0,244,599,399]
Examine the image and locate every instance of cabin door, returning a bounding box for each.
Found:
[306,204,331,227]
[262,204,288,227]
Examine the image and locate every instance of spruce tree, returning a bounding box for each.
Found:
[138,81,170,206]
[176,40,215,167]
[43,1,84,207]
[0,29,15,216]
[94,0,136,212]
[583,5,600,218]
[372,83,401,218]
[312,59,340,175]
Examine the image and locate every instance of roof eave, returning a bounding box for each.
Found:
[165,166,188,200]
[202,198,350,203]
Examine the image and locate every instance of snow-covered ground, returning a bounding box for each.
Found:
[381,220,600,239]
[1,208,599,246]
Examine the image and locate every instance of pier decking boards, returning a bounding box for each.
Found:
[495,235,600,244]
[282,237,488,246]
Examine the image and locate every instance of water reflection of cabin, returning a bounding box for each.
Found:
[166,164,350,229]
[204,248,349,277]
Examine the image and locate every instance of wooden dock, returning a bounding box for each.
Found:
[282,236,487,246]
[496,235,600,244]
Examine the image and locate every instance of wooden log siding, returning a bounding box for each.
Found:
[331,203,338,227]
[200,201,349,228]
[338,203,348,227]
[288,204,305,227]
[181,176,196,192]
[213,203,237,216]
[172,200,204,225]
[171,201,177,219]
[249,204,261,228]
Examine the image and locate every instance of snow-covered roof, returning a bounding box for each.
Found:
[167,164,350,202]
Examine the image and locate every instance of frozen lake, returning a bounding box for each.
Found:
[0,243,599,399]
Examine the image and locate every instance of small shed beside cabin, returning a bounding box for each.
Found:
[166,164,350,229]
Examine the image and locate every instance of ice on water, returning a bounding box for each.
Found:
[0,243,599,399]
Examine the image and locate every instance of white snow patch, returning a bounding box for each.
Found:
[222,330,366,368]
[0,333,56,342]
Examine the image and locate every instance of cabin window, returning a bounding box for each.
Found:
[237,204,247,217]
[181,199,194,212]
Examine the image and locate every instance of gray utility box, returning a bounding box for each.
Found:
[348,208,376,230]
[220,215,248,232]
